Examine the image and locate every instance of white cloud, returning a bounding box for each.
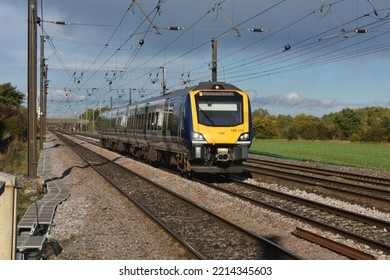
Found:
[253,91,343,109]
[286,92,302,101]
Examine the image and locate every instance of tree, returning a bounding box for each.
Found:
[0,105,26,138]
[252,116,278,139]
[334,108,361,140]
[276,114,293,138]
[251,106,390,142]
[290,113,324,140]
[0,83,25,109]
[252,108,278,139]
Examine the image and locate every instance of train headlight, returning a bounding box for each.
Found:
[239,132,250,141]
[237,132,251,144]
[192,132,207,143]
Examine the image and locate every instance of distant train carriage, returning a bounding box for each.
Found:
[97,82,252,176]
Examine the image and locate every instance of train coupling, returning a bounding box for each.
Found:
[216,148,230,162]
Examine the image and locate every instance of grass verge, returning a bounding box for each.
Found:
[249,140,390,171]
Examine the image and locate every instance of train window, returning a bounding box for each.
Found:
[138,114,143,130]
[151,112,156,130]
[154,112,160,130]
[116,111,121,126]
[121,117,127,128]
[141,114,145,130]
[136,115,140,130]
[147,112,151,130]
[128,115,134,130]
[195,92,243,126]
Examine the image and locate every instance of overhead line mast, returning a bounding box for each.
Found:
[28,0,38,178]
[211,38,217,82]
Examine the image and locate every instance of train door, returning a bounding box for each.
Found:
[162,98,170,138]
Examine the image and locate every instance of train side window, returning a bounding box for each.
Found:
[127,115,133,130]
[136,115,139,130]
[116,111,120,127]
[150,112,154,130]
[138,114,142,130]
[141,114,145,130]
[155,112,160,130]
[147,113,151,130]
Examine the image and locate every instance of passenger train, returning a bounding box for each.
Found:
[96,82,252,176]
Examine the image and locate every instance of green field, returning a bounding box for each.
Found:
[249,140,390,171]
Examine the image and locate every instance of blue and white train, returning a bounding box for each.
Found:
[97,82,252,176]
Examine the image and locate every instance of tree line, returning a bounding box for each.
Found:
[1,82,389,144]
[252,107,390,143]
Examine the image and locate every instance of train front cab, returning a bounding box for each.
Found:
[188,83,252,173]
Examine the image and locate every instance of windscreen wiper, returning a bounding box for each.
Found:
[198,106,215,126]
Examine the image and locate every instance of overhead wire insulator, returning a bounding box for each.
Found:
[248,28,266,32]
[45,20,67,25]
[354,29,369,33]
[165,27,185,31]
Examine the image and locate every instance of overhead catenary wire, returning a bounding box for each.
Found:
[46,0,166,114]
[42,0,390,118]
[117,0,288,91]
[223,11,390,82]
[192,5,390,85]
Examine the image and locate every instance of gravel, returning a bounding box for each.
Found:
[44,132,390,260]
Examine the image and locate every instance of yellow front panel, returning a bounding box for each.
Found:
[197,124,245,144]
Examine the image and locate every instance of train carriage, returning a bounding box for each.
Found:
[97,82,252,176]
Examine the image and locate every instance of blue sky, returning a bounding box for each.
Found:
[1,0,390,117]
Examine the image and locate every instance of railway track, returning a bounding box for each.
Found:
[246,157,390,187]
[245,157,390,204]
[55,132,301,260]
[194,174,390,255]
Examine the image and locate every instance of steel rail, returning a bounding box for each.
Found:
[246,157,390,188]
[245,164,390,203]
[291,227,376,260]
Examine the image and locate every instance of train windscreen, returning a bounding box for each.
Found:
[195,92,243,126]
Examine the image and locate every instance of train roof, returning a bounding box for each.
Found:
[191,82,242,91]
[107,81,242,112]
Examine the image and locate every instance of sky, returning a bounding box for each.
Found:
[1,0,390,117]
